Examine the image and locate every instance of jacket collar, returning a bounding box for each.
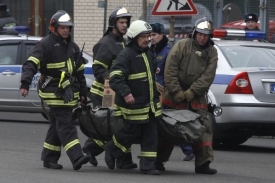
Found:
[128,41,149,53]
[150,36,169,53]
[108,32,124,42]
[50,31,72,43]
[192,38,213,50]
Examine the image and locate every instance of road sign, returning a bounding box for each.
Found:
[152,0,198,16]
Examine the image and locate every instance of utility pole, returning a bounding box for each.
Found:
[141,0,147,21]
[34,0,39,36]
[169,16,175,46]
[103,0,108,34]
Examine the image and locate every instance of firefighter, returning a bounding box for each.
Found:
[244,13,260,30]
[20,10,90,170]
[156,17,218,174]
[83,7,137,169]
[104,20,162,175]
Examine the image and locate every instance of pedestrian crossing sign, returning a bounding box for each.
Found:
[152,0,198,16]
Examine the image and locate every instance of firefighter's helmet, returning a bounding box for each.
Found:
[127,20,152,39]
[108,7,132,28]
[192,17,213,38]
[49,10,73,32]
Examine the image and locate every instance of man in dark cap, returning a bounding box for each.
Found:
[244,13,260,30]
[0,3,16,32]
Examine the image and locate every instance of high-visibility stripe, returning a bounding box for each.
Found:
[39,90,79,98]
[90,87,104,97]
[58,71,66,88]
[140,151,157,157]
[28,56,40,69]
[61,80,70,89]
[64,139,80,151]
[92,80,104,88]
[90,80,104,97]
[156,102,161,108]
[44,99,78,106]
[128,72,147,80]
[94,60,108,69]
[93,139,106,147]
[77,64,85,71]
[44,142,61,152]
[154,110,162,117]
[122,114,149,121]
[112,135,128,153]
[122,42,125,48]
[47,62,66,69]
[142,53,155,113]
[67,58,73,74]
[119,106,150,115]
[110,70,124,78]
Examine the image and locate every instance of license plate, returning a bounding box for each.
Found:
[270,83,275,94]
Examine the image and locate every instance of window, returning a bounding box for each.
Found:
[0,45,18,65]
[220,46,275,68]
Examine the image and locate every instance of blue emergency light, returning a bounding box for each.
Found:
[213,29,266,39]
[2,26,30,35]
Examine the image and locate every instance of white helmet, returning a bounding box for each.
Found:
[127,20,152,39]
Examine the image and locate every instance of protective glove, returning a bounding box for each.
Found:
[63,87,74,103]
[183,89,195,102]
[173,90,185,103]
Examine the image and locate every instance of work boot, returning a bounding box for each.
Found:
[116,162,138,169]
[73,155,90,171]
[43,162,63,169]
[116,155,138,169]
[140,169,160,175]
[105,146,115,170]
[183,153,195,161]
[155,160,165,171]
[83,148,98,166]
[195,161,217,174]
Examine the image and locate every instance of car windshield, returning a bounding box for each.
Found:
[219,45,275,68]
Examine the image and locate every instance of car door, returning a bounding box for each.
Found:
[18,39,42,109]
[0,40,21,109]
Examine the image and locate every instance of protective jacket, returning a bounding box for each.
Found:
[162,38,218,110]
[158,37,218,167]
[109,42,162,123]
[21,32,87,107]
[150,36,171,87]
[90,32,125,98]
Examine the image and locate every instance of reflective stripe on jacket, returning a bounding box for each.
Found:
[21,32,87,107]
[109,42,162,123]
[90,32,125,98]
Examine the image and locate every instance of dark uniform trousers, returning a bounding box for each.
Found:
[157,109,214,167]
[83,93,134,165]
[107,112,158,170]
[41,107,83,164]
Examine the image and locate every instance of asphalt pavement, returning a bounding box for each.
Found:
[0,112,275,183]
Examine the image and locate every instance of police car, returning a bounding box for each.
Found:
[209,29,275,146]
[0,26,94,119]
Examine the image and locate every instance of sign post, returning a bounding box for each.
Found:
[151,0,198,45]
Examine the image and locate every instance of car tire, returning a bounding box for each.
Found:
[220,136,250,147]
